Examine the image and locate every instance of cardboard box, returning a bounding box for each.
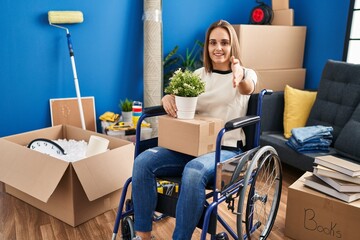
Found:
[271,9,294,26]
[285,172,360,240]
[0,125,134,226]
[272,0,289,10]
[158,115,223,156]
[254,68,306,93]
[233,25,306,70]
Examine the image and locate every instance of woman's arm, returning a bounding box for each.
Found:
[231,56,256,95]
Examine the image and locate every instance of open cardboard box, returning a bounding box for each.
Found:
[285,172,360,240]
[158,115,223,157]
[0,125,134,226]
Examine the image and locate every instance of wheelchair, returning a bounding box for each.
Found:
[112,89,282,240]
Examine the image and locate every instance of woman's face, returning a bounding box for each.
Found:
[208,27,231,71]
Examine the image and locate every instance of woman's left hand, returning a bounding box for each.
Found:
[161,94,177,118]
[230,56,245,88]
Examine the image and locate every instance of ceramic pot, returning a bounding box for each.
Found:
[175,96,198,119]
[122,111,133,123]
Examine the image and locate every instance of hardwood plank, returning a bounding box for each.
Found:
[40,224,55,240]
[0,164,303,240]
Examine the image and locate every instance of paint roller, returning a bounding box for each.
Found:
[48,11,86,130]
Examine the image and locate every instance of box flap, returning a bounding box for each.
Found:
[72,142,134,201]
[0,138,69,202]
[3,125,64,145]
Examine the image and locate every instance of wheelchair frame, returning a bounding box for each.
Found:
[112,89,282,240]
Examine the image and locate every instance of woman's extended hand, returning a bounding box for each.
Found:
[161,94,177,118]
[230,56,245,88]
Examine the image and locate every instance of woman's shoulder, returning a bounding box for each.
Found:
[194,67,207,80]
[194,67,205,75]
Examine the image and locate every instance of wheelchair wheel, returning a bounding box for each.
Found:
[236,146,282,240]
[121,216,135,240]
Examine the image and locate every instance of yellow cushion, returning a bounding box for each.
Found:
[283,85,317,138]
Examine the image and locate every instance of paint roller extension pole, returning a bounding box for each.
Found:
[67,33,86,130]
[48,11,86,130]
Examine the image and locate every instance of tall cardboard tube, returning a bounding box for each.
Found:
[143,0,163,108]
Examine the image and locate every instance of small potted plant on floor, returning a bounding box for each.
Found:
[119,98,133,123]
[164,69,205,119]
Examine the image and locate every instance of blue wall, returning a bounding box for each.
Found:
[291,0,350,89]
[0,0,350,137]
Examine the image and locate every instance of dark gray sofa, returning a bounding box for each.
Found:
[251,60,360,172]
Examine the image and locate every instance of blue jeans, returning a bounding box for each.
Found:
[132,146,240,240]
[291,125,333,144]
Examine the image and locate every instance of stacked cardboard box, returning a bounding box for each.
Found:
[233,1,306,93]
[271,0,293,26]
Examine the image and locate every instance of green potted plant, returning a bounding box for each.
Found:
[119,98,133,123]
[164,69,205,119]
[163,40,204,91]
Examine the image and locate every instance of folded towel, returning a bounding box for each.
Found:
[291,125,333,144]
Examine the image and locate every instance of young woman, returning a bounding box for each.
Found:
[132,19,257,240]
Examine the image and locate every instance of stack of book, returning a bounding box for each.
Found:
[304,155,360,203]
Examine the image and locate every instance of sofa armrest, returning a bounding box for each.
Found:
[260,91,284,133]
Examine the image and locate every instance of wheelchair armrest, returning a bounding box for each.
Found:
[142,105,167,117]
[224,115,260,131]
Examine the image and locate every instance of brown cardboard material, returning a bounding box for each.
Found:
[254,68,306,93]
[272,0,289,10]
[271,9,294,26]
[50,97,97,131]
[233,25,306,70]
[158,115,223,157]
[285,172,360,240]
[0,125,134,226]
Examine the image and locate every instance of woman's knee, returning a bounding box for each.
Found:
[181,161,208,187]
[133,150,157,179]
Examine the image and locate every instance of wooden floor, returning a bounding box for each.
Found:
[0,164,304,240]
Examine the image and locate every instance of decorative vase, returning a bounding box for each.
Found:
[122,111,133,123]
[175,96,198,120]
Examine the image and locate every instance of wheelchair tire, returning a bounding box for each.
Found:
[236,146,282,240]
[121,216,135,240]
